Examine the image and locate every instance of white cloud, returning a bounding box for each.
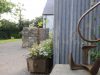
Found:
[21,0,47,19]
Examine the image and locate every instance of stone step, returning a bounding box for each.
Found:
[50,64,100,75]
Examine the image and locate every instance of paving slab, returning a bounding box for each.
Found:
[50,64,100,75]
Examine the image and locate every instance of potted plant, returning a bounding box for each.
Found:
[27,39,53,74]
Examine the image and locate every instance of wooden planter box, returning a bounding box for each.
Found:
[27,57,53,74]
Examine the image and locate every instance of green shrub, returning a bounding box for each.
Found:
[0,31,8,39]
[11,33,21,39]
[90,50,100,62]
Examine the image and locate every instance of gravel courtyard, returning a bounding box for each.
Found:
[0,41,30,75]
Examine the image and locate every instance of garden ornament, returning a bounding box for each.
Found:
[69,53,100,75]
[77,2,100,43]
[69,2,100,75]
[82,45,96,65]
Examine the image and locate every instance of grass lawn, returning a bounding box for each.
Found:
[0,39,21,44]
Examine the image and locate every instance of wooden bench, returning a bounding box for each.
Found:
[50,64,100,75]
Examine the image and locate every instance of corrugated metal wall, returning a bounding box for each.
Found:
[53,0,100,64]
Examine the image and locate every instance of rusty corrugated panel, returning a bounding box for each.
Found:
[54,0,90,64]
[54,0,100,64]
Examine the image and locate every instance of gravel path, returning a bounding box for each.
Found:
[0,41,30,75]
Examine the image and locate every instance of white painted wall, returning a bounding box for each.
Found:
[43,15,54,32]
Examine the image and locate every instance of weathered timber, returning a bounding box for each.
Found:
[82,45,96,65]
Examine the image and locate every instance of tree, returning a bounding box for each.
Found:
[34,16,43,28]
[12,2,25,27]
[0,0,14,14]
[0,19,20,39]
[18,19,34,30]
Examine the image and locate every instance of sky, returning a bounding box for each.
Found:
[1,0,47,21]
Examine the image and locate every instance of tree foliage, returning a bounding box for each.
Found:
[34,16,43,28]
[0,0,14,14]
[18,19,34,30]
[0,19,21,39]
[12,2,25,23]
[0,19,34,39]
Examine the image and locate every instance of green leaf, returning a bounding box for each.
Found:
[0,0,15,14]
[38,21,43,27]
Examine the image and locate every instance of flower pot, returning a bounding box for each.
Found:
[27,57,53,74]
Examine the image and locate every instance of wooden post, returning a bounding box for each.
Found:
[37,27,40,45]
[82,45,96,65]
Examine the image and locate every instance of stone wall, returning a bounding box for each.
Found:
[21,27,49,48]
